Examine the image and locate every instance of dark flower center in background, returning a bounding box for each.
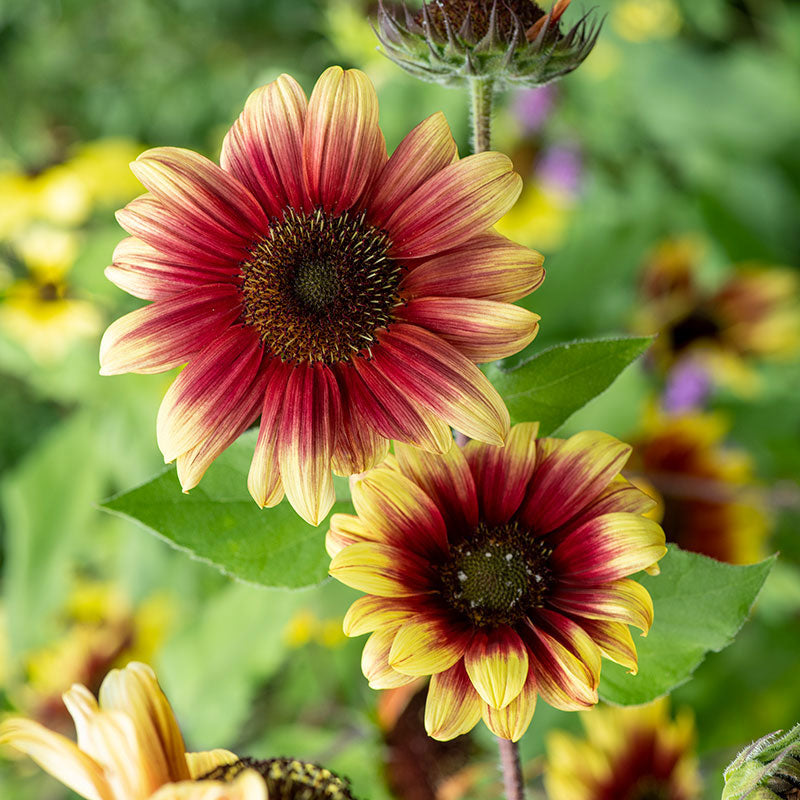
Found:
[239,208,401,364]
[201,757,358,800]
[668,308,722,353]
[418,0,544,41]
[439,520,552,626]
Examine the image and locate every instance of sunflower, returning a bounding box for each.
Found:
[100,66,544,525]
[544,698,701,800]
[0,662,265,800]
[328,423,666,741]
[627,409,770,564]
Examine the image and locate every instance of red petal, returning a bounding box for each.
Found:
[99,285,242,375]
[221,74,311,217]
[277,363,342,526]
[464,421,540,526]
[303,67,386,214]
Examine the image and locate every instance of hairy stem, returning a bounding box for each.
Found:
[497,736,526,800]
[469,77,495,153]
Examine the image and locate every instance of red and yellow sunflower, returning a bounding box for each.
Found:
[544,698,701,800]
[100,67,544,525]
[328,423,666,741]
[627,409,770,564]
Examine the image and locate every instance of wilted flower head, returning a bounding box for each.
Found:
[329,423,666,741]
[544,698,701,800]
[101,66,545,525]
[375,0,602,88]
[723,724,800,800]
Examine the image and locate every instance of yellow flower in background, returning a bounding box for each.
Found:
[32,163,93,227]
[283,608,346,649]
[544,698,701,800]
[16,581,172,735]
[627,408,770,565]
[69,139,145,208]
[0,272,102,364]
[0,662,267,800]
[496,181,574,253]
[0,171,37,239]
[612,0,682,43]
[13,222,81,276]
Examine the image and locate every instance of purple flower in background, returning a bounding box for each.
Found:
[537,144,583,196]
[662,359,712,413]
[512,85,557,133]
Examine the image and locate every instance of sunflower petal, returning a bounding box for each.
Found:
[304,67,386,214]
[221,74,310,216]
[329,541,433,597]
[388,613,472,677]
[425,661,483,741]
[362,626,419,690]
[481,669,537,742]
[385,152,522,259]
[397,297,540,363]
[401,230,544,303]
[277,363,341,526]
[464,626,529,710]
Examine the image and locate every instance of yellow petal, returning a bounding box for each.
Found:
[464,627,529,710]
[481,672,537,742]
[424,661,482,741]
[0,718,112,800]
[388,616,470,677]
[186,750,239,780]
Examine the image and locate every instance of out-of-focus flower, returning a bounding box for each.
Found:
[32,163,93,227]
[544,698,701,800]
[283,608,346,648]
[374,0,601,89]
[627,409,770,564]
[329,424,666,741]
[12,223,81,276]
[0,273,102,364]
[378,681,484,800]
[634,237,800,394]
[661,359,712,414]
[68,139,145,208]
[0,662,267,800]
[496,180,574,252]
[511,85,557,133]
[723,724,800,800]
[611,0,682,43]
[537,144,582,196]
[0,171,37,239]
[101,66,545,525]
[16,582,172,735]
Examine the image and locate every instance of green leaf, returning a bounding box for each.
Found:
[486,336,653,436]
[599,546,776,705]
[101,431,346,589]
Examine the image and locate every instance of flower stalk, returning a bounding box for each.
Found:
[470,77,495,153]
[498,736,526,800]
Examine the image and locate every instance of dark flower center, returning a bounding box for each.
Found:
[418,0,545,41]
[668,308,721,353]
[439,521,552,626]
[239,208,402,364]
[200,757,358,800]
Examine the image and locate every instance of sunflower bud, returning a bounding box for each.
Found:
[722,724,800,800]
[374,0,602,89]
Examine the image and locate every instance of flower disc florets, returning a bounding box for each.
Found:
[239,208,400,364]
[440,521,552,626]
[202,757,358,800]
[329,423,667,742]
[375,0,602,88]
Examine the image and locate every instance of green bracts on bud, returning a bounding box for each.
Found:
[722,724,800,800]
[374,0,602,89]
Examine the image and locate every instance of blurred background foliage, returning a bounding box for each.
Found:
[0,0,798,798]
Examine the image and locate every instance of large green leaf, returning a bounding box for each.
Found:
[102,431,345,589]
[486,336,654,435]
[599,546,775,705]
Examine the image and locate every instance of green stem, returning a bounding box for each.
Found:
[497,736,526,800]
[469,77,495,154]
